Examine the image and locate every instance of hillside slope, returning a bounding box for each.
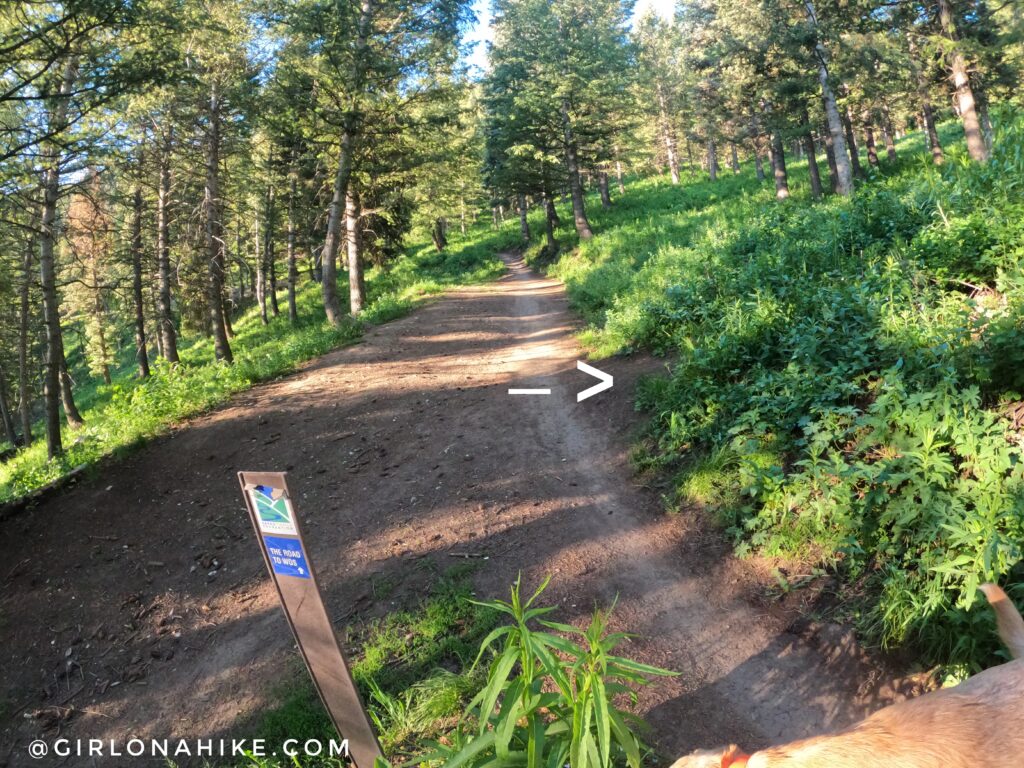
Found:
[528,113,1024,669]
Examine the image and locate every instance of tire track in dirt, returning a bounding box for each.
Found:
[0,254,905,766]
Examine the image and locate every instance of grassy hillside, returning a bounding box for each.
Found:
[527,110,1024,669]
[0,227,512,504]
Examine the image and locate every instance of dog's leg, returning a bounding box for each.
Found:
[981,583,1024,659]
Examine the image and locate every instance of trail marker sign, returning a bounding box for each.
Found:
[238,471,383,768]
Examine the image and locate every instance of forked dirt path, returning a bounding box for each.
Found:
[0,255,907,766]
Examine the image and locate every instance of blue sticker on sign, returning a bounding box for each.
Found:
[263,535,311,579]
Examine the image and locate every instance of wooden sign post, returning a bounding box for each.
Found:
[238,471,383,768]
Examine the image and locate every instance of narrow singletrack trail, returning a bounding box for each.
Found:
[0,255,904,766]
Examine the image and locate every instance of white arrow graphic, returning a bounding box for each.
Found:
[576,361,613,402]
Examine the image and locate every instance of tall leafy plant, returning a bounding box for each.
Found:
[420,576,676,768]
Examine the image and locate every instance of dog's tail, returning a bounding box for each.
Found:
[980,583,1024,659]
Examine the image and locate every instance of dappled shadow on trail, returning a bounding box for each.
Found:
[0,255,902,766]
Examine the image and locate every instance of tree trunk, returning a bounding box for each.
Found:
[614,145,626,194]
[222,304,234,338]
[517,192,530,242]
[842,107,865,179]
[149,275,163,359]
[222,256,234,339]
[249,241,259,298]
[265,184,279,317]
[881,105,898,161]
[18,226,34,446]
[598,172,612,208]
[310,250,321,282]
[131,186,150,378]
[320,0,374,326]
[221,241,234,340]
[323,128,356,324]
[254,214,267,324]
[976,92,993,151]
[908,35,944,165]
[86,242,112,386]
[234,227,245,303]
[543,191,558,254]
[287,164,298,323]
[802,118,823,200]
[805,0,854,196]
[864,117,879,167]
[881,123,896,161]
[267,255,279,318]
[0,365,18,448]
[459,186,467,235]
[59,356,84,429]
[560,101,594,240]
[346,188,365,316]
[39,57,80,458]
[823,122,839,192]
[658,88,680,184]
[970,75,995,151]
[937,0,988,162]
[923,100,944,164]
[204,81,232,362]
[548,194,561,225]
[748,114,767,182]
[707,137,717,181]
[769,132,790,200]
[432,218,447,252]
[155,128,179,363]
[729,142,740,173]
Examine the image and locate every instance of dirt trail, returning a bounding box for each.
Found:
[0,255,906,766]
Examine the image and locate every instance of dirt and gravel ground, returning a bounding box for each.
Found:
[0,255,919,767]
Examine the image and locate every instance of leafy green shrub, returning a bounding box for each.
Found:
[421,576,675,768]
[540,111,1024,667]
[363,293,416,325]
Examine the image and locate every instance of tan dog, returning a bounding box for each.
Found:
[670,583,1024,768]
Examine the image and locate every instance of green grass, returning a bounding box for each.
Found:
[0,224,516,504]
[524,110,1024,669]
